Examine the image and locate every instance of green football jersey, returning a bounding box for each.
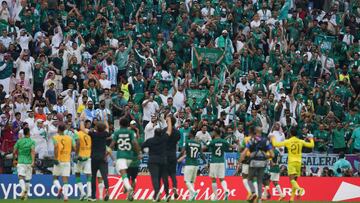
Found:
[14,137,35,164]
[112,128,135,159]
[207,138,229,163]
[269,148,281,173]
[185,139,202,166]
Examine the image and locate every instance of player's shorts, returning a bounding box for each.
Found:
[17,164,33,180]
[209,163,225,179]
[127,166,139,181]
[184,165,198,182]
[288,162,301,176]
[270,172,280,181]
[241,164,249,175]
[53,162,71,177]
[115,159,132,172]
[75,158,91,174]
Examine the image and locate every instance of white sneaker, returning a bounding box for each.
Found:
[79,194,87,201]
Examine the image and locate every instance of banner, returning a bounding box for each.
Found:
[314,35,337,52]
[107,152,360,176]
[191,47,224,69]
[185,89,209,107]
[278,0,291,20]
[1,175,360,201]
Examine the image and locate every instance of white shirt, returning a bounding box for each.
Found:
[250,20,261,28]
[195,131,212,144]
[0,36,12,48]
[159,94,171,106]
[17,34,32,50]
[236,82,252,94]
[24,117,35,130]
[15,58,33,80]
[173,91,185,111]
[201,7,215,19]
[280,116,298,128]
[107,37,119,49]
[236,40,245,53]
[99,79,112,89]
[257,9,271,21]
[142,100,159,121]
[268,130,285,153]
[144,121,160,141]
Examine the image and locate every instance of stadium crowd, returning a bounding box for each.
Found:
[0,0,359,177]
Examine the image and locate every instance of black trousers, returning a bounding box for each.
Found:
[148,162,169,199]
[167,157,177,188]
[91,158,109,199]
[248,167,265,197]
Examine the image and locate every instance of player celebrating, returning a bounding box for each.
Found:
[205,129,230,201]
[178,130,205,201]
[13,127,35,200]
[74,121,92,201]
[270,127,314,202]
[52,124,75,202]
[261,148,284,201]
[109,118,142,201]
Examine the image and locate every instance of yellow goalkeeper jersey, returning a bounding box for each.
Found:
[272,136,314,163]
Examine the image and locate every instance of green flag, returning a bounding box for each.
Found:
[191,47,224,69]
[186,89,209,108]
[278,0,291,20]
[314,35,337,53]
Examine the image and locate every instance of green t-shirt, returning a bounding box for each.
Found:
[332,129,346,149]
[14,137,35,164]
[351,127,360,150]
[207,138,229,163]
[185,139,202,166]
[112,128,135,159]
[314,130,329,151]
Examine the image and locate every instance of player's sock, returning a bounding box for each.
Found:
[76,176,85,197]
[25,180,30,192]
[211,181,218,199]
[87,181,92,197]
[253,181,258,196]
[290,180,300,190]
[122,174,132,191]
[63,183,69,199]
[53,179,61,190]
[275,184,284,197]
[221,180,228,192]
[99,182,105,200]
[19,179,26,193]
[186,181,195,194]
[262,186,269,199]
[290,186,296,201]
[242,179,251,194]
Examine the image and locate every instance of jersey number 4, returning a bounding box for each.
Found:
[215,147,222,156]
[117,138,132,151]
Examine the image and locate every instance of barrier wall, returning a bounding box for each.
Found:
[0,175,359,201]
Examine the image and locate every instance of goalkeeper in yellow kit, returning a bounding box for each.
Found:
[270,128,314,202]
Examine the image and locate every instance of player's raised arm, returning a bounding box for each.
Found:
[79,114,90,134]
[302,134,315,148]
[270,136,287,148]
[166,115,173,136]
